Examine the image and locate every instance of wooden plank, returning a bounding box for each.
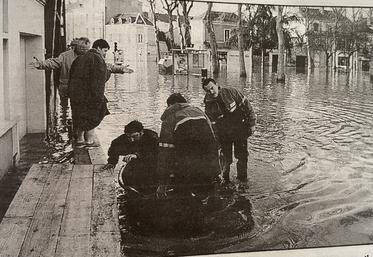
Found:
[54,234,90,257]
[0,217,31,257]
[71,165,93,179]
[19,164,73,257]
[59,165,93,236]
[91,169,119,234]
[5,164,51,218]
[88,147,107,165]
[91,232,121,257]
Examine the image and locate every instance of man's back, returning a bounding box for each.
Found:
[159,103,220,184]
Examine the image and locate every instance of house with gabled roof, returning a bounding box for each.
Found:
[106,13,157,63]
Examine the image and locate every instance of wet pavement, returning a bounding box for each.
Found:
[94,63,373,256]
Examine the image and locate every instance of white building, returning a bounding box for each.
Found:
[106,13,157,63]
[0,0,46,179]
[65,0,142,45]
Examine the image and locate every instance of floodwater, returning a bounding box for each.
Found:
[96,62,373,256]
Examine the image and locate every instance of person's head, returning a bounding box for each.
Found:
[166,93,187,107]
[75,37,90,55]
[202,78,219,98]
[92,39,110,58]
[124,120,144,142]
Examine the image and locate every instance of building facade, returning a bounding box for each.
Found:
[65,0,142,45]
[190,11,238,50]
[106,13,157,63]
[0,0,46,179]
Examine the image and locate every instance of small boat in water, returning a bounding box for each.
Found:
[117,160,254,237]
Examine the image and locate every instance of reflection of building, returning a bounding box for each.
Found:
[65,0,142,45]
[0,0,46,179]
[106,13,157,63]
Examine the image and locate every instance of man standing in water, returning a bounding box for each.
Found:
[156,93,221,198]
[202,78,256,184]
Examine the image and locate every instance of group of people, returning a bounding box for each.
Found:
[103,79,256,196]
[32,37,256,193]
[32,38,133,146]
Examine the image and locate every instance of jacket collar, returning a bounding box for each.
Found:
[161,103,190,121]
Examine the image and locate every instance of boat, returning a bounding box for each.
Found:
[117,160,253,236]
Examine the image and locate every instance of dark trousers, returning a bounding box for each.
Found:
[221,136,248,181]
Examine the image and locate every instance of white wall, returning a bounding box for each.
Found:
[0,0,46,178]
[105,23,156,63]
[66,0,105,44]
[190,19,204,49]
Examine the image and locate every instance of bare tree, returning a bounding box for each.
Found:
[331,8,346,70]
[276,5,285,82]
[160,0,178,49]
[180,1,194,47]
[148,0,160,59]
[176,6,185,49]
[299,7,318,69]
[206,2,219,75]
[238,3,246,77]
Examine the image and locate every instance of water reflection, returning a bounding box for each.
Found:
[96,63,373,255]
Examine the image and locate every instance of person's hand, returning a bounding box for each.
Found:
[123,65,134,74]
[122,154,137,163]
[102,163,115,172]
[156,184,167,199]
[29,57,42,69]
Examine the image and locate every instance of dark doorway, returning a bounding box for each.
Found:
[272,54,278,72]
[296,56,307,68]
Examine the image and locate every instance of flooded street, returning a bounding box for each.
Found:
[95,62,373,255]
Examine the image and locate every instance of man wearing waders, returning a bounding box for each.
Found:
[202,78,256,184]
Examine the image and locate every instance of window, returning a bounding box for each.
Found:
[313,23,319,32]
[137,34,143,43]
[224,29,230,42]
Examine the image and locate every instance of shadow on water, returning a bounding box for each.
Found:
[95,62,373,255]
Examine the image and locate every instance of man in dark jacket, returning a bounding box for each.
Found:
[69,39,133,147]
[156,93,220,198]
[103,120,158,186]
[202,78,256,183]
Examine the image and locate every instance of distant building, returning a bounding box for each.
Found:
[143,11,183,48]
[0,0,46,179]
[106,13,157,63]
[190,11,238,50]
[65,0,142,45]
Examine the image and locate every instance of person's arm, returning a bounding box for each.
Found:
[90,54,106,101]
[107,63,134,74]
[34,54,64,71]
[232,88,256,127]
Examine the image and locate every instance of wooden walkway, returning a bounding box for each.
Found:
[0,161,121,256]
